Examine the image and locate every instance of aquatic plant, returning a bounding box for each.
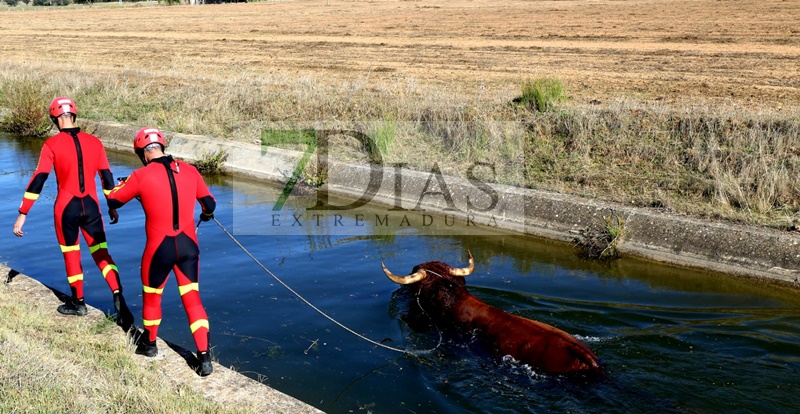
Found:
[573,212,626,260]
[193,148,229,175]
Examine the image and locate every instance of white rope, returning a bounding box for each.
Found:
[208,218,439,356]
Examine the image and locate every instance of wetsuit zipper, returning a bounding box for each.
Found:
[69,131,85,193]
[161,162,180,231]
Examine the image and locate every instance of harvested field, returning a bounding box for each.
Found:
[0,0,798,106]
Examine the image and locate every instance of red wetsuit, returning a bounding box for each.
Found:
[107,155,216,353]
[19,127,121,300]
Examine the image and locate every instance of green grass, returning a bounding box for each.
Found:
[370,116,396,157]
[518,77,567,112]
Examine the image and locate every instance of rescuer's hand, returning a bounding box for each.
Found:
[109,208,119,225]
[12,213,26,237]
[200,212,214,222]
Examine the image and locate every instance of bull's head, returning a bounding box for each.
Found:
[380,250,604,377]
[381,250,475,284]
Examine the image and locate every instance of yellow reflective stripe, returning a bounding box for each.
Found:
[67,273,84,284]
[178,283,199,296]
[143,286,164,294]
[103,189,112,196]
[101,264,118,279]
[89,242,108,253]
[60,244,80,253]
[23,192,40,200]
[189,319,209,333]
[143,319,161,327]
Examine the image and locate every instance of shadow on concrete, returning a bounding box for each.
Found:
[166,341,203,375]
[128,324,203,375]
[5,268,136,336]
[5,268,20,284]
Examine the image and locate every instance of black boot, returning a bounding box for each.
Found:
[196,351,213,377]
[135,329,158,357]
[113,292,134,332]
[57,297,87,316]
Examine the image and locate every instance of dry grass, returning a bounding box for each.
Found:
[0,280,254,414]
[2,59,798,227]
[523,101,800,226]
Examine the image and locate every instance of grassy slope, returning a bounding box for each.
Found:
[0,268,258,414]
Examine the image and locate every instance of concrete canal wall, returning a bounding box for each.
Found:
[82,120,800,289]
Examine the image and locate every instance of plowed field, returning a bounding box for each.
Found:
[1,0,798,106]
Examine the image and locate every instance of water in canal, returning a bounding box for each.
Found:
[1,133,798,414]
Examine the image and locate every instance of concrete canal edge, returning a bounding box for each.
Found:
[81,119,800,290]
[0,263,323,414]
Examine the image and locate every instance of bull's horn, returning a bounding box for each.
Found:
[449,250,474,277]
[382,262,427,285]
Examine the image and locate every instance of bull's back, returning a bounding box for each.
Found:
[510,315,602,375]
[457,296,601,376]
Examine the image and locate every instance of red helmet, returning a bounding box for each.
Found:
[134,127,166,165]
[134,127,166,152]
[49,97,78,118]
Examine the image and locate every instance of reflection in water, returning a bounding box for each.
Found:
[2,133,799,414]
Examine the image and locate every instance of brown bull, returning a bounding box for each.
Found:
[382,251,602,377]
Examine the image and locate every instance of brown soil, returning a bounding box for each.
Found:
[1,0,798,107]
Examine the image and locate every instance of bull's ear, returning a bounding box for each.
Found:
[449,250,474,277]
[382,262,428,284]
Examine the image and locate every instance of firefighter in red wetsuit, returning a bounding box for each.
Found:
[12,97,134,330]
[108,127,216,376]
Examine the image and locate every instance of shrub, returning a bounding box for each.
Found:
[300,156,328,188]
[518,78,567,112]
[192,148,228,175]
[573,212,626,260]
[0,80,52,138]
[6,0,20,6]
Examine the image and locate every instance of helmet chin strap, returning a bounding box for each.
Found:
[136,150,148,166]
[51,114,76,130]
